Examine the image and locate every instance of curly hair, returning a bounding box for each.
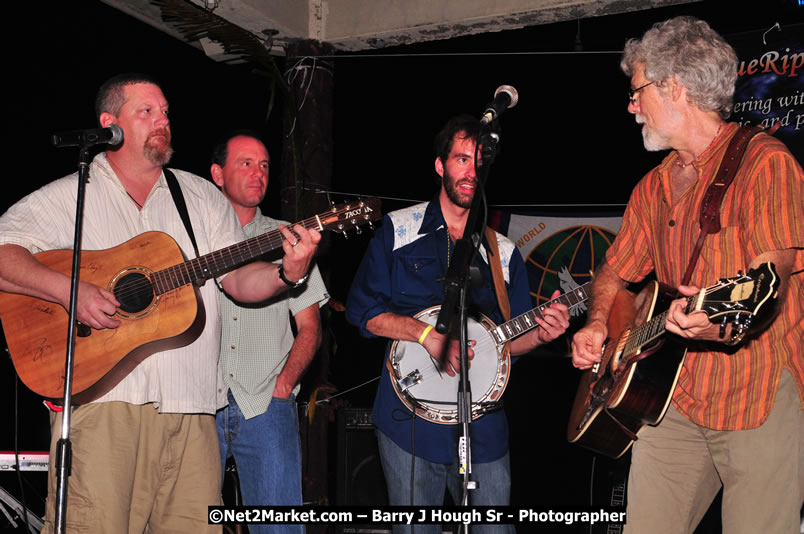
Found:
[621,16,738,118]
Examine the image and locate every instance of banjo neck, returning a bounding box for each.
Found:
[488,281,592,346]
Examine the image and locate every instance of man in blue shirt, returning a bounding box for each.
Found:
[346,115,570,533]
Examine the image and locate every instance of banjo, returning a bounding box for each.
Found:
[387,281,591,424]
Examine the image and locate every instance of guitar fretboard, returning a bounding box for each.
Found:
[149,216,323,295]
[491,281,592,345]
[622,295,696,356]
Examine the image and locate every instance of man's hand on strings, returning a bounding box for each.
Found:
[421,326,475,377]
[530,289,571,346]
[666,285,723,341]
[74,281,121,330]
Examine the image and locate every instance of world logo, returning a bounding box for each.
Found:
[525,225,617,315]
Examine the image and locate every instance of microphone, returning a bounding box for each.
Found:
[52,125,124,148]
[480,85,519,125]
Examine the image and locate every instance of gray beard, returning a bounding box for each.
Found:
[641,126,670,152]
[145,144,173,166]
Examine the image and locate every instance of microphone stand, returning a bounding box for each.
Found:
[54,144,94,534]
[435,120,501,534]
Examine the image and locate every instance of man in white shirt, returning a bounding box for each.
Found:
[0,73,319,533]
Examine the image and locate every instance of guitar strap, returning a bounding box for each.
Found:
[484,226,510,321]
[680,124,774,286]
[484,226,512,359]
[626,124,774,368]
[164,168,201,259]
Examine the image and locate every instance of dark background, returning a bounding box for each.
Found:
[2,1,802,532]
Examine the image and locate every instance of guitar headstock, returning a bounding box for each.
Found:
[699,262,779,322]
[319,197,382,237]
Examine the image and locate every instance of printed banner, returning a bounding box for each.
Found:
[730,25,803,162]
[491,209,623,316]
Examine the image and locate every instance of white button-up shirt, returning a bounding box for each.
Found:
[0,152,245,413]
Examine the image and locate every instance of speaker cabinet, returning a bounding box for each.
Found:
[336,408,388,507]
[335,409,391,534]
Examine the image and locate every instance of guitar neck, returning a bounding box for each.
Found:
[621,294,696,356]
[152,216,323,294]
[491,281,592,344]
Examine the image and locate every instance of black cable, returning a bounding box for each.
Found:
[410,415,416,534]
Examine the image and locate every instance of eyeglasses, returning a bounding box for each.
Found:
[628,81,654,104]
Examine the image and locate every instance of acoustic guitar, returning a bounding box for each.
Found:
[0,198,381,403]
[567,262,779,458]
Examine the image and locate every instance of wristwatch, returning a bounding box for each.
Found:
[278,264,309,288]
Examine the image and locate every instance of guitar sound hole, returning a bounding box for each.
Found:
[113,272,154,314]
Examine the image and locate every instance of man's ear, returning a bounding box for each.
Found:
[99,112,116,128]
[434,157,445,179]
[210,163,224,187]
[668,76,685,103]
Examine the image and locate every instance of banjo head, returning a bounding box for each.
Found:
[387,306,510,424]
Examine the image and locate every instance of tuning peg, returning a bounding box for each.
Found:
[355,226,362,235]
[342,231,349,239]
[368,222,375,230]
[733,314,748,330]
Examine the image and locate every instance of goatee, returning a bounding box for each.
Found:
[145,128,173,166]
[636,116,669,152]
[444,178,474,208]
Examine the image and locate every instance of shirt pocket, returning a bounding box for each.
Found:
[392,255,442,308]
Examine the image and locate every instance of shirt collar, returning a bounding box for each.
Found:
[92,151,170,193]
[653,122,740,203]
[418,193,493,252]
[243,207,280,233]
[419,193,448,235]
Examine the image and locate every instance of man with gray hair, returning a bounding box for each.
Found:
[572,16,803,534]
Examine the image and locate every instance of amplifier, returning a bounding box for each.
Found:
[340,407,376,429]
[336,408,387,507]
[336,408,390,534]
[0,451,48,472]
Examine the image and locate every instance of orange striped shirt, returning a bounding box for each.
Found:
[605,122,804,430]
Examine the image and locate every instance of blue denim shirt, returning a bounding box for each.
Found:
[346,198,533,464]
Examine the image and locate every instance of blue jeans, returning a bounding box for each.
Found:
[376,429,515,534]
[216,390,304,534]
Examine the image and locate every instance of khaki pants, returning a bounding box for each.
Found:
[625,370,804,534]
[42,402,222,534]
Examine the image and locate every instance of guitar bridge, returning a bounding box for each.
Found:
[591,341,607,377]
[398,369,422,391]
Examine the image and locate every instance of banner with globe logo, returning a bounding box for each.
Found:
[490,209,623,318]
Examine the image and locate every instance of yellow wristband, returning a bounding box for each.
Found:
[418,324,434,345]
